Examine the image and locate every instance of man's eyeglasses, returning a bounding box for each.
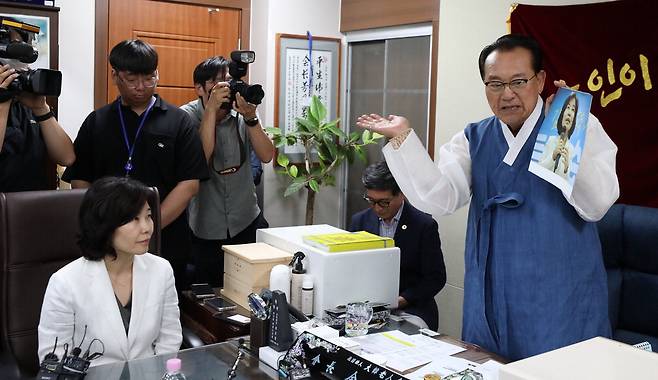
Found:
[117,72,159,89]
[484,73,537,93]
[363,195,392,208]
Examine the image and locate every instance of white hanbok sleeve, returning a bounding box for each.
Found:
[567,114,619,221]
[382,130,472,216]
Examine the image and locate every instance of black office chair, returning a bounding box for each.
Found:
[0,187,161,377]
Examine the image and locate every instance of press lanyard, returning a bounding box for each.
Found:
[117,96,156,176]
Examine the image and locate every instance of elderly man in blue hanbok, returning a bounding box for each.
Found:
[357,34,618,361]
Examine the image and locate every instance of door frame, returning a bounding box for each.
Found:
[339,24,434,228]
[94,0,251,109]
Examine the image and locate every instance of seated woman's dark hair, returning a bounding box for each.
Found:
[78,177,152,261]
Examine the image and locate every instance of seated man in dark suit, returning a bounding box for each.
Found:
[349,160,447,330]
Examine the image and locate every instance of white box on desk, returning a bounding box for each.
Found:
[500,337,658,380]
[256,224,400,317]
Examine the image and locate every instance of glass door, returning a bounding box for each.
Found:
[343,34,431,228]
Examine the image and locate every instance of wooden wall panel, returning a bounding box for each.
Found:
[341,0,439,32]
[95,0,250,109]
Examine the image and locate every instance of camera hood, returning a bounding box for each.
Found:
[0,17,39,63]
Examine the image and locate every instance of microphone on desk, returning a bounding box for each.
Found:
[37,328,104,380]
[227,338,246,380]
[37,337,62,380]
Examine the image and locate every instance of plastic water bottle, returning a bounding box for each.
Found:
[162,358,187,380]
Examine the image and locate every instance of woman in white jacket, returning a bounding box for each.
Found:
[38,177,182,367]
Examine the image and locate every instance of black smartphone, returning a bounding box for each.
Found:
[204,297,237,313]
[190,283,215,299]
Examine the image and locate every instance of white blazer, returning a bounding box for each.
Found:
[38,253,182,367]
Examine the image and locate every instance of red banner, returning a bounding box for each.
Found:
[511,0,658,207]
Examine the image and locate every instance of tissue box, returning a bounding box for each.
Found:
[221,243,292,308]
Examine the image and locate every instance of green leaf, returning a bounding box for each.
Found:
[346,149,355,164]
[355,145,367,163]
[286,136,297,146]
[265,127,281,135]
[284,181,305,197]
[289,165,299,178]
[310,166,323,177]
[275,138,287,148]
[317,148,329,164]
[307,107,319,127]
[325,120,346,139]
[277,154,290,167]
[362,129,372,143]
[309,96,327,122]
[349,131,361,143]
[296,118,318,133]
[308,179,320,193]
[323,136,338,160]
[324,175,336,186]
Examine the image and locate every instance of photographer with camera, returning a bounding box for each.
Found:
[0,18,74,192]
[63,40,208,292]
[181,53,273,287]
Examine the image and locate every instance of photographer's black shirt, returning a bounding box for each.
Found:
[0,101,49,192]
[63,95,208,199]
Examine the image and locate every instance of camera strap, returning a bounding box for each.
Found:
[0,87,17,103]
[117,96,156,177]
[210,116,247,175]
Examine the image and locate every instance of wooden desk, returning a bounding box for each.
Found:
[179,290,250,344]
[438,334,508,364]
[85,323,506,380]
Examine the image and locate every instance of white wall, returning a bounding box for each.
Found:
[57,0,95,138]
[250,0,343,228]
[434,0,615,337]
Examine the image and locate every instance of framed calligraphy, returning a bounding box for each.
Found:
[274,33,341,163]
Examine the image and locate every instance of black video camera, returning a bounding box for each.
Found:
[0,17,62,96]
[221,50,264,110]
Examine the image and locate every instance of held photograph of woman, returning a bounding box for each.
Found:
[529,87,592,197]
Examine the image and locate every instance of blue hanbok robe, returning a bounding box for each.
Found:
[462,114,610,360]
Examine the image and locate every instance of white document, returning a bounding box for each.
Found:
[474,360,502,380]
[350,331,468,374]
[406,334,466,356]
[352,330,416,355]
[406,355,476,379]
[386,351,433,373]
[385,335,467,373]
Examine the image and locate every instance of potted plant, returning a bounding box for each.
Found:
[266,95,382,225]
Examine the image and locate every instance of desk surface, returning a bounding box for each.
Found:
[86,322,505,379]
[86,340,267,380]
[377,320,507,365]
[180,290,251,344]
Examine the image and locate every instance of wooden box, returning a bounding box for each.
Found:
[221,243,292,309]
